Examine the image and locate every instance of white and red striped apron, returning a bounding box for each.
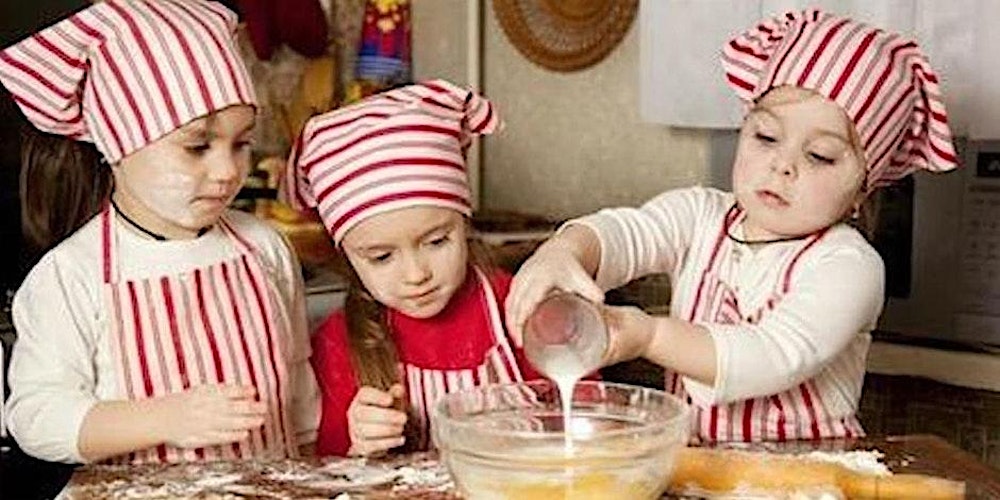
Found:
[398,268,523,448]
[668,206,864,443]
[101,206,296,463]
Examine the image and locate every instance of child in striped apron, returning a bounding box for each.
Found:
[283,80,544,457]
[1,1,318,466]
[507,8,959,443]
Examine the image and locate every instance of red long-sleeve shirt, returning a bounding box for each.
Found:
[310,267,544,456]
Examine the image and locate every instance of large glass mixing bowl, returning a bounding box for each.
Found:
[432,380,690,499]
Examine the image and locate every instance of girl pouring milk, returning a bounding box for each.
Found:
[507,8,958,442]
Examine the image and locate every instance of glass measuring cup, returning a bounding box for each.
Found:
[522,292,609,382]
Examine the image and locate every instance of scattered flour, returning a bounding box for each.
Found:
[63,454,456,499]
[800,449,890,476]
[392,458,454,493]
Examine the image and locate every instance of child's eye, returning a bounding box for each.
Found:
[754,132,776,144]
[368,252,392,264]
[809,152,835,165]
[428,234,450,247]
[235,140,254,152]
[185,143,211,155]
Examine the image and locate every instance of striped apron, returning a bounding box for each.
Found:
[668,206,864,443]
[398,268,523,449]
[101,206,295,463]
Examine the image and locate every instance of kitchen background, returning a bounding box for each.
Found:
[2,0,1000,470]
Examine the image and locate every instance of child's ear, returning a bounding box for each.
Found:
[850,193,866,221]
[855,179,871,205]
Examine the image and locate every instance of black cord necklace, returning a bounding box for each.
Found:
[725,204,807,245]
[109,196,210,241]
[725,228,806,245]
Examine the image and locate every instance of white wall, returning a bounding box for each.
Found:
[411,0,716,220]
[411,0,486,207]
[479,1,713,219]
[411,0,475,85]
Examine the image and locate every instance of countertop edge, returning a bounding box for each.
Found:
[867,340,1000,392]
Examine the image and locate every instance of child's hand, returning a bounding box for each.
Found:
[346,384,408,456]
[600,305,657,366]
[507,238,604,345]
[159,384,267,449]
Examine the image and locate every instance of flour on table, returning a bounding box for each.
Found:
[63,453,459,499]
[800,449,890,476]
[392,457,454,493]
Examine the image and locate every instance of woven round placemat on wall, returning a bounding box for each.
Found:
[493,0,638,72]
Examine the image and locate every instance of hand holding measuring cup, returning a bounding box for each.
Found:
[504,229,605,345]
[522,292,609,383]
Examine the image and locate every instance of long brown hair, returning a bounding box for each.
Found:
[19,127,111,256]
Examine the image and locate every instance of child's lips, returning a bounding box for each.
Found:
[194,194,231,207]
[408,287,439,303]
[755,189,790,208]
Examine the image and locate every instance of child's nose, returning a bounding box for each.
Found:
[210,154,243,182]
[402,252,432,284]
[770,151,796,177]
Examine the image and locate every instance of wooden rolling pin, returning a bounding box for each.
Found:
[669,447,966,499]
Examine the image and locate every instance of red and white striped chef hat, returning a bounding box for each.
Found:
[283,79,501,244]
[722,8,958,189]
[0,0,257,164]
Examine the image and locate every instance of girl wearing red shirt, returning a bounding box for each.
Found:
[284,80,542,456]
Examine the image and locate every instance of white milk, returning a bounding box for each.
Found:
[529,344,594,453]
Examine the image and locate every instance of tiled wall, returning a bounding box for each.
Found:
[604,273,673,314]
[859,373,1000,469]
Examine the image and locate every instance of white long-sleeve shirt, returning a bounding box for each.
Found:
[7,210,319,463]
[574,187,884,441]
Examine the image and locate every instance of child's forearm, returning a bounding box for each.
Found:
[551,223,602,277]
[646,316,717,386]
[77,398,172,462]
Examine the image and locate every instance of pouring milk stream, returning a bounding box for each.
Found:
[523,292,608,453]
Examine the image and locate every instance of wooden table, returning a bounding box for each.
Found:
[841,434,999,499]
[64,452,456,499]
[63,434,999,499]
[687,434,999,499]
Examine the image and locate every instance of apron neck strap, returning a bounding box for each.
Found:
[101,203,114,284]
[474,267,524,383]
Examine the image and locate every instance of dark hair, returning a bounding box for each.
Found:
[20,128,111,257]
[336,232,496,451]
[848,188,881,241]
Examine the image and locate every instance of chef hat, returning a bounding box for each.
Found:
[0,0,257,164]
[722,8,957,188]
[283,79,501,244]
